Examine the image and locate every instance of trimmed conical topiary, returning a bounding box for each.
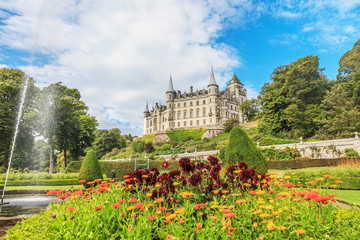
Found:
[79,150,103,184]
[224,127,267,174]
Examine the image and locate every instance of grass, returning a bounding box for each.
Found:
[324,189,360,206]
[6,185,84,190]
[239,120,258,129]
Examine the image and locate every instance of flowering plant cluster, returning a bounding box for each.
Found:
[5,156,360,240]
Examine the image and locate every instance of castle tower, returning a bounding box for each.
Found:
[166,75,176,129]
[207,67,219,126]
[143,101,150,135]
[228,72,243,102]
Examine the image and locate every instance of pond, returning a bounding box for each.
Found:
[0,194,57,217]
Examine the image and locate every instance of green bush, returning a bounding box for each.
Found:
[345,148,359,157]
[224,127,267,174]
[223,118,239,132]
[0,179,81,186]
[261,147,301,161]
[132,140,145,153]
[79,150,103,182]
[162,144,171,151]
[65,161,82,173]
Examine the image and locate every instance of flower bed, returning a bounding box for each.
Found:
[5,156,360,239]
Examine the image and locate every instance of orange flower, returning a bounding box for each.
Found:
[93,205,104,210]
[335,181,344,184]
[134,203,145,209]
[228,232,235,236]
[128,198,138,203]
[111,203,120,208]
[94,179,103,183]
[166,234,172,240]
[118,199,125,204]
[222,209,232,214]
[225,213,237,218]
[323,175,331,178]
[196,223,203,229]
[307,181,316,185]
[67,207,76,212]
[79,180,86,183]
[236,199,247,204]
[164,219,171,224]
[296,229,305,235]
[58,196,68,200]
[179,219,186,224]
[283,182,295,188]
[250,190,257,195]
[148,215,157,220]
[194,204,204,210]
[157,207,167,211]
[213,190,219,194]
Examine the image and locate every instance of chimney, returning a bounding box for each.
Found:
[190,86,193,93]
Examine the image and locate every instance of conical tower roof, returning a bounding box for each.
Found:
[229,72,243,85]
[167,74,175,92]
[144,101,149,113]
[208,67,218,86]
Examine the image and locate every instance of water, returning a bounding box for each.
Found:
[0,194,57,217]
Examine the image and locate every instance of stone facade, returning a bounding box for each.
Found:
[143,68,247,135]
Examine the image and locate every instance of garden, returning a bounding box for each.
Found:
[4,154,360,239]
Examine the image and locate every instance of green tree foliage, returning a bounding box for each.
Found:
[132,140,145,153]
[92,128,126,159]
[224,127,267,174]
[0,68,38,168]
[258,55,329,138]
[319,40,360,138]
[34,82,97,171]
[79,150,103,182]
[223,118,239,132]
[239,99,260,121]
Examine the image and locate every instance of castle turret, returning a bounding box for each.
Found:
[166,75,176,101]
[143,101,150,135]
[207,67,219,126]
[228,72,244,102]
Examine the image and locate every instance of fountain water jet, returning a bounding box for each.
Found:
[1,75,31,205]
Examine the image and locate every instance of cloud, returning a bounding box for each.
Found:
[0,0,259,136]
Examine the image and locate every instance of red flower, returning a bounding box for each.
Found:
[67,207,76,212]
[118,199,125,204]
[128,198,138,203]
[111,203,120,208]
[98,187,109,193]
[225,213,237,218]
[284,182,295,188]
[94,205,104,210]
[94,179,103,183]
[134,203,145,209]
[162,161,169,169]
[58,196,68,200]
[179,219,186,224]
[194,204,204,210]
[228,232,235,236]
[79,179,86,183]
[196,223,202,229]
[164,219,171,224]
[148,215,157,220]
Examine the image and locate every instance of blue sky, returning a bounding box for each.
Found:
[0,0,359,136]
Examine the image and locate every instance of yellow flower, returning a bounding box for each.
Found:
[272,211,281,216]
[277,226,286,231]
[236,199,247,204]
[243,183,251,187]
[252,222,258,228]
[296,229,306,235]
[269,175,276,179]
[315,177,324,182]
[266,220,276,231]
[154,198,164,203]
[256,190,265,195]
[221,219,231,230]
[142,175,148,178]
[155,184,161,188]
[259,213,269,218]
[165,214,176,220]
[264,205,274,211]
[284,175,291,179]
[222,190,229,194]
[173,182,179,186]
[291,172,295,175]
[179,191,194,199]
[147,193,152,197]
[127,206,136,211]
[213,190,219,194]
[234,170,241,174]
[293,198,300,202]
[330,185,338,189]
[256,236,264,240]
[228,205,235,209]
[269,200,274,203]
[175,207,185,216]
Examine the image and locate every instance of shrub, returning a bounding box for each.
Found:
[345,148,359,157]
[65,161,82,173]
[224,127,267,173]
[223,118,239,132]
[144,143,155,153]
[162,144,171,151]
[79,150,103,183]
[132,140,145,153]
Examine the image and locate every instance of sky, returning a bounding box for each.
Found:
[0,0,360,136]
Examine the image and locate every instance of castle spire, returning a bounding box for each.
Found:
[144,101,149,112]
[167,74,175,92]
[208,66,217,86]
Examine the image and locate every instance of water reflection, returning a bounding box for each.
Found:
[0,194,57,217]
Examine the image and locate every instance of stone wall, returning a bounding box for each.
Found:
[260,133,360,159]
[159,150,219,161]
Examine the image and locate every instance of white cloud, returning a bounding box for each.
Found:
[0,0,258,136]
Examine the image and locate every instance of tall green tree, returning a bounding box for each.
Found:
[92,128,126,159]
[34,82,97,172]
[0,68,38,168]
[258,56,329,138]
[319,39,360,138]
[239,99,260,121]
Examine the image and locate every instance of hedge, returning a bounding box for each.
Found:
[0,179,81,186]
[291,177,360,190]
[65,161,82,173]
[267,157,360,170]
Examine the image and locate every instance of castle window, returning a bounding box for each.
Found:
[209,89,211,93]
[178,103,180,108]
[203,100,205,104]
[196,101,199,105]
[190,109,193,118]
[203,108,206,117]
[196,109,199,117]
[231,105,233,110]
[162,125,164,129]
[154,118,157,124]
[184,111,187,119]
[169,104,171,108]
[196,120,199,125]
[203,119,206,124]
[184,102,187,107]
[177,111,180,119]
[190,121,193,126]
[190,102,193,106]
[178,122,180,127]
[184,121,187,126]
[150,120,152,126]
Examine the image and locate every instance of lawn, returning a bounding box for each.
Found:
[6,185,83,190]
[324,189,360,206]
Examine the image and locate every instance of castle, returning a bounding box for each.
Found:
[143,68,247,135]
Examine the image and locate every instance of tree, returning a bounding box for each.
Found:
[258,56,329,138]
[92,128,126,159]
[132,140,145,153]
[224,127,267,174]
[34,82,97,172]
[337,39,360,82]
[0,68,38,169]
[239,99,260,121]
[223,118,239,132]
